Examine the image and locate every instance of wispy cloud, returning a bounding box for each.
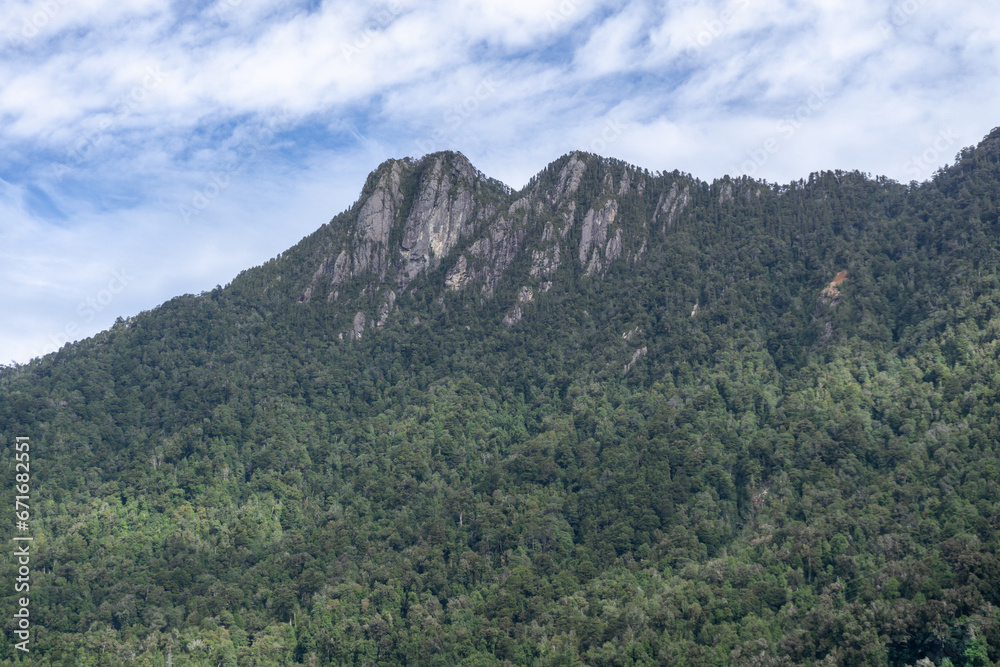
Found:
[2,0,999,363]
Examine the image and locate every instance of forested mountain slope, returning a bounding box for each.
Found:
[2,128,1000,665]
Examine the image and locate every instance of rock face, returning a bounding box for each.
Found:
[444,255,470,291]
[502,306,523,327]
[290,150,702,337]
[530,201,574,279]
[377,291,396,327]
[502,287,534,327]
[355,161,403,279]
[398,156,478,284]
[351,312,366,339]
[446,207,527,296]
[298,163,402,303]
[653,182,690,232]
[300,153,485,305]
[624,346,647,374]
[553,154,586,204]
[718,183,733,205]
[579,200,620,276]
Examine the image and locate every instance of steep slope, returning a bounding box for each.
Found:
[1,128,1000,665]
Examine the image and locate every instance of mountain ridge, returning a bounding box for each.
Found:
[2,128,1000,665]
[222,141,918,343]
[116,122,998,345]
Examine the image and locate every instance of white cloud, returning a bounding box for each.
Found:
[572,4,649,76]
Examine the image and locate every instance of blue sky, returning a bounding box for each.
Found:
[2,0,999,364]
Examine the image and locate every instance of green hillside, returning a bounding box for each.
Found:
[2,128,1000,665]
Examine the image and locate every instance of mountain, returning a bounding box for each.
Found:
[2,128,1000,665]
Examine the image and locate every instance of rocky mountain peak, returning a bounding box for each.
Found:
[397,152,480,283]
[291,149,701,337]
[297,151,499,306]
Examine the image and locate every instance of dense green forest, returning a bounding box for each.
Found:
[2,129,1000,665]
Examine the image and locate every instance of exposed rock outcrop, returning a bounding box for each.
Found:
[502,286,535,327]
[445,213,527,296]
[377,291,396,327]
[553,155,586,203]
[624,346,647,374]
[445,255,471,291]
[503,306,523,327]
[355,161,403,279]
[291,151,703,333]
[653,182,690,231]
[529,242,560,279]
[351,311,366,339]
[618,170,632,196]
[330,250,352,286]
[719,183,733,204]
[579,199,619,276]
[297,153,487,303]
[820,271,848,306]
[398,156,477,284]
[298,254,334,304]
[297,161,403,303]
[530,202,575,279]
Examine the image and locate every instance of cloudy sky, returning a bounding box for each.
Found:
[1,0,998,364]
